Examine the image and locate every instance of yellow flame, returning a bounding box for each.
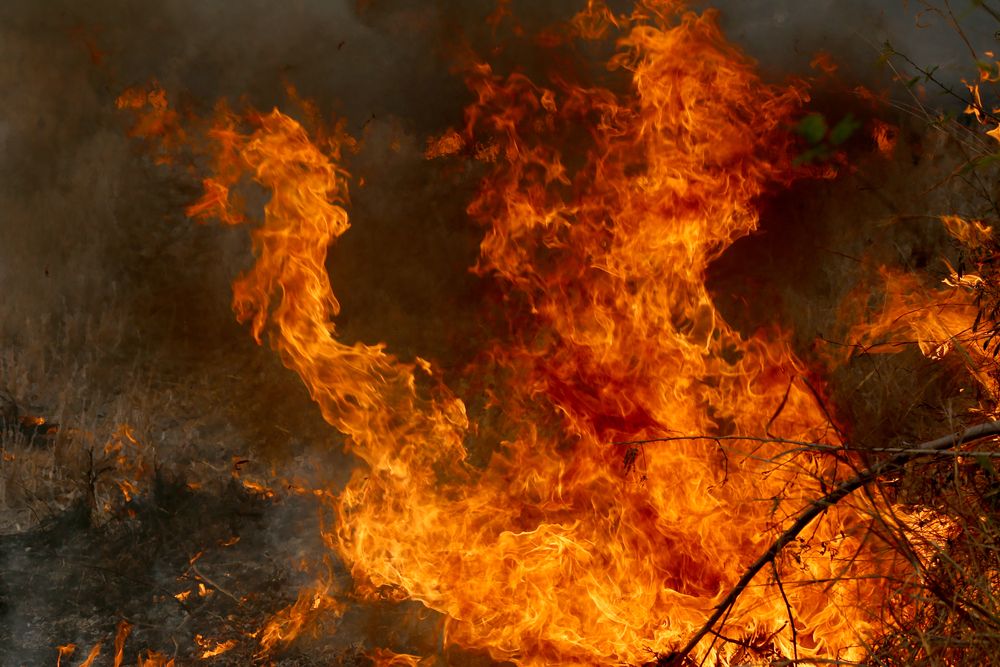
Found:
[117,3,909,664]
[194,635,237,659]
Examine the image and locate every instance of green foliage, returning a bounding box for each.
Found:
[960,151,1000,174]
[792,112,860,165]
[796,113,827,144]
[829,113,861,145]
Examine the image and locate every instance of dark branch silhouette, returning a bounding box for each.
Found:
[659,420,1000,666]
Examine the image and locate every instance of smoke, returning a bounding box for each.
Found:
[703,0,998,87]
[1,0,991,367]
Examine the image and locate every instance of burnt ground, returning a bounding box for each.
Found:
[0,468,507,666]
[0,473,348,665]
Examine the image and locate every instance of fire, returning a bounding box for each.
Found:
[370,648,430,666]
[840,215,999,402]
[256,580,344,656]
[113,621,132,667]
[137,652,175,667]
[56,644,76,667]
[194,634,238,659]
[62,622,177,667]
[78,644,102,667]
[117,1,905,664]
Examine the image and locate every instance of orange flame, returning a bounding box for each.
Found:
[257,580,344,656]
[842,266,996,399]
[56,644,76,667]
[78,643,101,667]
[137,651,175,667]
[113,620,132,667]
[194,635,237,659]
[119,3,903,664]
[370,648,432,666]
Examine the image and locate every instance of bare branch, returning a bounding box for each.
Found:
[663,420,1000,666]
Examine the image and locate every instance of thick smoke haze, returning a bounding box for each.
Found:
[706,0,997,85]
[1,0,992,360]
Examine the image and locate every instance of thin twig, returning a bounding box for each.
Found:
[614,433,1000,458]
[772,560,799,664]
[977,0,1000,23]
[888,48,1000,125]
[189,559,243,607]
[665,420,1000,665]
[766,377,794,437]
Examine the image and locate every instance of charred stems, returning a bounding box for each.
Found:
[661,420,1000,665]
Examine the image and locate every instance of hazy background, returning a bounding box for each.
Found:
[1,0,994,368]
[1,0,996,342]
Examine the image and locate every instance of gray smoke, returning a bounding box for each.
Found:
[1,0,993,355]
[705,0,998,88]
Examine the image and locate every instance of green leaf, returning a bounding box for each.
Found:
[796,113,828,144]
[829,113,861,145]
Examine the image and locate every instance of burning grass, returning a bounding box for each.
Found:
[4,1,1000,665]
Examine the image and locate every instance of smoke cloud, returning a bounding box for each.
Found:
[1,0,992,359]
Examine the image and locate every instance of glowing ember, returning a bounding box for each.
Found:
[117,2,907,664]
[194,634,238,659]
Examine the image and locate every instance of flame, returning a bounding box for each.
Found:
[844,266,979,361]
[941,215,993,250]
[194,635,237,659]
[256,580,344,656]
[809,51,838,75]
[239,479,276,499]
[118,2,905,664]
[137,652,175,667]
[871,119,897,155]
[840,225,996,400]
[116,81,185,164]
[56,644,75,667]
[113,621,132,667]
[78,643,101,667]
[370,648,432,666]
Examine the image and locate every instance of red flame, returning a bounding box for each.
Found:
[115,2,910,664]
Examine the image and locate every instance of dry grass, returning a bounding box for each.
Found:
[845,11,1000,659]
[863,446,1000,665]
[0,313,149,532]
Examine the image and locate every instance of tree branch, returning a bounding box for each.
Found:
[663,420,1000,666]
